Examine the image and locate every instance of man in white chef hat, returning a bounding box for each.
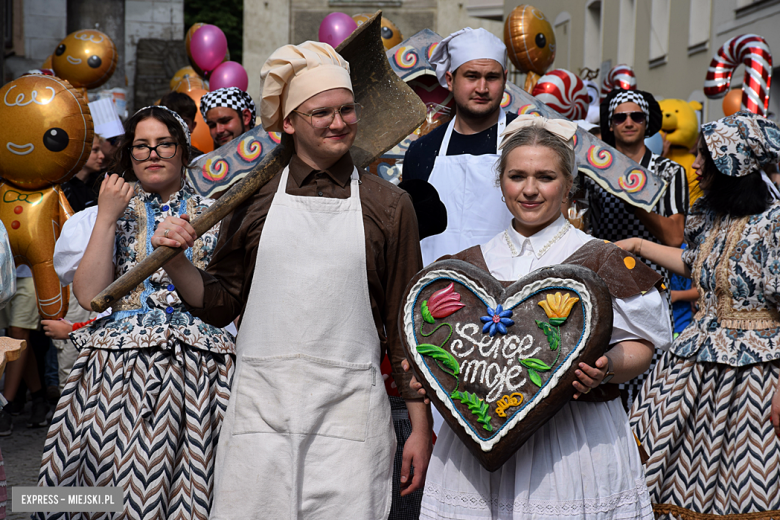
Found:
[403,27,517,266]
[155,41,432,518]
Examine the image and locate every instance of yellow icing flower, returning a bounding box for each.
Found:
[538,292,579,325]
[495,393,524,418]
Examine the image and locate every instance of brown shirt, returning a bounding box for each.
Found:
[187,152,422,399]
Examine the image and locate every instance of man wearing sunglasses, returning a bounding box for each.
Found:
[153,41,431,519]
[584,88,689,410]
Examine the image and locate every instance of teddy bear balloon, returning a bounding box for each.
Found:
[0,74,94,319]
[658,99,704,204]
[52,29,118,91]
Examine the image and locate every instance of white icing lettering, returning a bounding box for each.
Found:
[485,365,509,402]
[449,338,473,358]
[4,85,56,107]
[461,359,487,384]
[505,365,525,391]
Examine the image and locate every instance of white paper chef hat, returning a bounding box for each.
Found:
[429,28,507,88]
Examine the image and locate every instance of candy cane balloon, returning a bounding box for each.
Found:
[532,69,589,120]
[704,34,772,115]
[600,65,637,100]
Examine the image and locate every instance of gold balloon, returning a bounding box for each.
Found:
[0,75,89,319]
[170,66,200,91]
[174,74,209,93]
[42,55,53,69]
[0,75,93,188]
[52,29,118,89]
[0,182,73,319]
[185,23,229,77]
[722,89,742,117]
[353,13,403,50]
[504,5,556,75]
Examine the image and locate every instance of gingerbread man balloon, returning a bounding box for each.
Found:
[52,29,118,90]
[0,74,94,319]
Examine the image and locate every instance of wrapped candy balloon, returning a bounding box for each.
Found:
[504,5,556,93]
[600,65,637,101]
[532,69,589,120]
[0,74,93,319]
[353,13,403,50]
[52,29,118,90]
[704,34,772,115]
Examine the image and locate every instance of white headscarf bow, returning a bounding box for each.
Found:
[499,115,578,150]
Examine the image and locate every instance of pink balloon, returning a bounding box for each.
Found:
[318,12,357,48]
[210,61,249,91]
[189,24,228,73]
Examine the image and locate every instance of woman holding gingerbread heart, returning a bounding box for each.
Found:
[407,115,672,519]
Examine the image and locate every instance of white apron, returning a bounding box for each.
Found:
[209,165,395,520]
[420,109,513,266]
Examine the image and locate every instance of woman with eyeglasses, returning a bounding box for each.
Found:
[35,106,235,520]
[621,112,780,518]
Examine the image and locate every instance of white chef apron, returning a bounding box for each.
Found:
[209,165,395,520]
[420,109,513,266]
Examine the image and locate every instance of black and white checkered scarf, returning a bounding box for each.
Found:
[199,87,257,129]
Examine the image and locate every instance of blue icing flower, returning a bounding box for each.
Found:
[480,304,514,337]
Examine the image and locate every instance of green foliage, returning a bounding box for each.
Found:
[417,343,460,377]
[451,390,493,432]
[519,358,551,371]
[526,367,542,387]
[535,319,560,351]
[421,301,434,324]
[184,0,243,63]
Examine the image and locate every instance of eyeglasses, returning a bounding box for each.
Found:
[292,103,362,128]
[130,141,178,161]
[611,111,646,125]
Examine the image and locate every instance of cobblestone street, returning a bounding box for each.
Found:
[0,402,50,520]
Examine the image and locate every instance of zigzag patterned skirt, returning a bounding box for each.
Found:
[630,352,780,519]
[35,342,234,520]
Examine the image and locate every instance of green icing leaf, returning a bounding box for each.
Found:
[520,358,552,371]
[421,301,435,324]
[536,320,553,335]
[549,317,567,326]
[450,390,493,432]
[417,343,460,376]
[527,367,542,387]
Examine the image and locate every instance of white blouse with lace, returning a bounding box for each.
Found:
[419,215,672,520]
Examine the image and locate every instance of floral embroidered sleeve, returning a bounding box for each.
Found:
[762,205,780,311]
[681,200,710,270]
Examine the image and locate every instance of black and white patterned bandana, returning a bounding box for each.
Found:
[199,87,257,129]
[607,90,650,123]
[134,105,190,146]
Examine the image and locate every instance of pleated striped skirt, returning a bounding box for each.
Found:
[630,352,780,519]
[35,342,234,520]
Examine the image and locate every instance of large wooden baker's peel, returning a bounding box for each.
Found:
[91,12,426,312]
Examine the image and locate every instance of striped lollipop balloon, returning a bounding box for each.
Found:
[600,65,637,100]
[532,69,589,120]
[703,34,772,115]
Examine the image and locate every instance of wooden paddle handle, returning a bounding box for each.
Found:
[90,145,291,312]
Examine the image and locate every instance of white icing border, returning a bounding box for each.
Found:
[403,270,593,452]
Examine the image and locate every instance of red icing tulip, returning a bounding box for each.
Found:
[428,282,465,318]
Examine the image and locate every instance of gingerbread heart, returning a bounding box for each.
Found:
[400,259,613,471]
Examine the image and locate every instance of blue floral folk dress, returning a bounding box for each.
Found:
[37,182,235,520]
[631,199,780,519]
